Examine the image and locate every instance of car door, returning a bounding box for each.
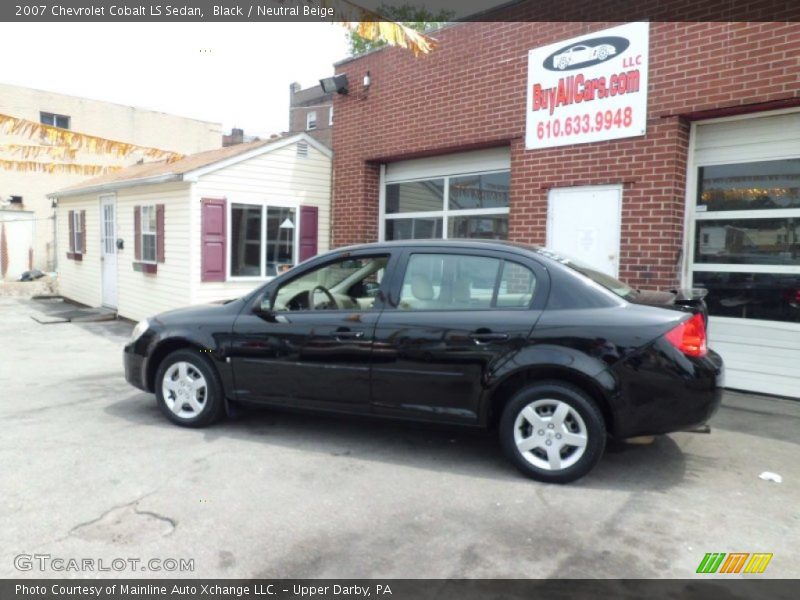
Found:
[370,248,548,424]
[229,251,396,411]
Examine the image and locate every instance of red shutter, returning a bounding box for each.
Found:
[134,206,141,261]
[68,210,75,254]
[156,204,165,263]
[80,211,86,254]
[299,205,319,262]
[201,198,226,282]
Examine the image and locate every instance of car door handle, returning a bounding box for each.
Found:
[334,330,365,340]
[469,331,509,344]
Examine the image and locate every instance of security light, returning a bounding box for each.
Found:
[319,74,349,95]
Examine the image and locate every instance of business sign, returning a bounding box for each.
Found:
[525,22,650,150]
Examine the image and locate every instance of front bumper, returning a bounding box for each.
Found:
[610,339,725,439]
[124,342,149,392]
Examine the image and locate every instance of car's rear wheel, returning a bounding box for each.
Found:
[155,349,225,427]
[597,47,609,60]
[499,381,606,483]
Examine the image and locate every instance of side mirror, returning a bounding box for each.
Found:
[253,295,277,322]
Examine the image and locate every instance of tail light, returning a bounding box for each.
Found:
[665,313,708,357]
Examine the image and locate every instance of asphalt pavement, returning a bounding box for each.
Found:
[1,296,798,579]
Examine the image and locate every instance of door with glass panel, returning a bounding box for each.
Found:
[691,159,800,323]
[100,195,117,308]
[689,153,800,397]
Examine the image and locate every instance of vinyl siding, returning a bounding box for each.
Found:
[114,183,193,321]
[190,140,331,305]
[56,197,102,308]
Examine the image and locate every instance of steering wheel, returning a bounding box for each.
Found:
[309,285,339,310]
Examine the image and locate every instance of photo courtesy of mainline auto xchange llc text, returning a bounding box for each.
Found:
[1,0,799,599]
[14,584,387,597]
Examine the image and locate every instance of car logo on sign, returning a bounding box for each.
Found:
[544,36,630,71]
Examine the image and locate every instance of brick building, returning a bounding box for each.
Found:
[329,18,800,398]
[289,82,333,148]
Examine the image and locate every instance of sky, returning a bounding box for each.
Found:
[0,22,351,137]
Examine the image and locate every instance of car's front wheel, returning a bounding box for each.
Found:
[499,381,606,483]
[155,349,225,427]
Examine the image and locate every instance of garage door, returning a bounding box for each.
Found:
[381,147,511,242]
[687,111,800,398]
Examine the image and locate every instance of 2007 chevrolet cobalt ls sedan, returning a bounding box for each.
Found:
[124,240,723,483]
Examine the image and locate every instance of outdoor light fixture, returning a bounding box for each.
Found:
[319,74,349,95]
[363,71,371,88]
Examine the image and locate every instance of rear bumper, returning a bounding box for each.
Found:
[609,339,724,439]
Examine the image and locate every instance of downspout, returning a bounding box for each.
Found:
[52,198,58,274]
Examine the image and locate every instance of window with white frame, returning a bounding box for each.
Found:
[306,111,317,130]
[72,211,83,253]
[691,158,800,323]
[230,203,296,278]
[383,170,510,241]
[140,205,157,263]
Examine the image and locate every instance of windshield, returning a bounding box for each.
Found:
[537,248,637,300]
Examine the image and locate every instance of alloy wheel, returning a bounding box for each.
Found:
[513,398,588,471]
[162,361,208,419]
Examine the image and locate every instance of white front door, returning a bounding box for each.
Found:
[100,196,118,308]
[547,185,622,277]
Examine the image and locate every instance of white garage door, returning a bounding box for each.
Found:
[381,147,511,242]
[687,110,800,398]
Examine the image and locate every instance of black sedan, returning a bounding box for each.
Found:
[124,240,723,483]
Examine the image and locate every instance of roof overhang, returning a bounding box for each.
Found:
[49,173,183,199]
[182,133,331,182]
[49,133,330,198]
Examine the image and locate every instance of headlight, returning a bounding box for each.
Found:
[130,319,150,343]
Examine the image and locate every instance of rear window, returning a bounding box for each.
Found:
[537,249,636,300]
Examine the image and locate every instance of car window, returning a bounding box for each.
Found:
[496,261,537,307]
[271,255,389,312]
[537,248,636,300]
[398,253,536,310]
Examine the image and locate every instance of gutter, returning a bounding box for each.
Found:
[48,173,183,199]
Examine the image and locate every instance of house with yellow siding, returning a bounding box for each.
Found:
[49,133,331,321]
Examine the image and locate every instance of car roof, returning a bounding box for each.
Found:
[332,239,545,259]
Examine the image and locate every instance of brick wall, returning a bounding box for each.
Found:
[331,20,800,289]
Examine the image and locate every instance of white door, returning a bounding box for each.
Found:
[100,196,118,308]
[0,210,34,279]
[547,185,622,277]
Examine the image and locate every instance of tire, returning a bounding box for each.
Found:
[597,48,609,60]
[499,381,606,483]
[155,349,225,428]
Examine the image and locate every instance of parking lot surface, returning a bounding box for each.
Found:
[1,297,798,578]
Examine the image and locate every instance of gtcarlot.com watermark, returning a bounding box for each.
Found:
[14,553,194,573]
